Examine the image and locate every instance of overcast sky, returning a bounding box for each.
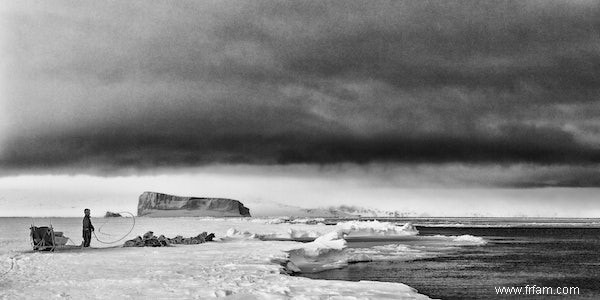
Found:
[1,1,599,216]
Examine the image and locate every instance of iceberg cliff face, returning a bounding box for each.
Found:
[138,192,251,217]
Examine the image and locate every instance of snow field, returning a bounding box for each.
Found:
[1,217,431,299]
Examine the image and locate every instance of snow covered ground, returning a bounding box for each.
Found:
[0,217,457,299]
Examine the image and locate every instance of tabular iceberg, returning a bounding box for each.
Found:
[137,191,251,217]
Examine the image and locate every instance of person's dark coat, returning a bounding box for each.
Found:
[83,216,94,231]
[82,215,94,247]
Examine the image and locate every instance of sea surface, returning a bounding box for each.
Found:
[299,218,600,300]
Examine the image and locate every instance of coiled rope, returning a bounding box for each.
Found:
[92,211,136,244]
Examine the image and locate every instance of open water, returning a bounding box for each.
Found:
[300,222,600,299]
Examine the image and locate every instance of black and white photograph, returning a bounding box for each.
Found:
[1,1,599,299]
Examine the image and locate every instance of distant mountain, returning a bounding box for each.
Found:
[248,200,414,218]
[320,205,414,218]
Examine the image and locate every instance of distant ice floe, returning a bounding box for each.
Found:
[411,234,488,246]
[231,220,420,241]
[280,221,487,274]
[261,228,323,240]
[289,217,326,224]
[248,217,288,224]
[445,234,488,245]
[224,228,258,239]
[284,234,431,273]
[286,228,321,239]
[224,227,322,241]
[339,220,419,237]
[284,221,423,273]
[225,220,421,242]
[286,230,349,273]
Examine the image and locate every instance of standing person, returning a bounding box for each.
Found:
[82,208,94,247]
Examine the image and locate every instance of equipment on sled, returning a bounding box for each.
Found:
[30,225,71,251]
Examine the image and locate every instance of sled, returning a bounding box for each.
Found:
[30,226,72,251]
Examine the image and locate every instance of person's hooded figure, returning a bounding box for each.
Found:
[82,208,94,247]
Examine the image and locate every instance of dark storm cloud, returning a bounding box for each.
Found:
[3,122,599,171]
[1,0,600,183]
[217,1,600,93]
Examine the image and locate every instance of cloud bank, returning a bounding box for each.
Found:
[1,1,600,187]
